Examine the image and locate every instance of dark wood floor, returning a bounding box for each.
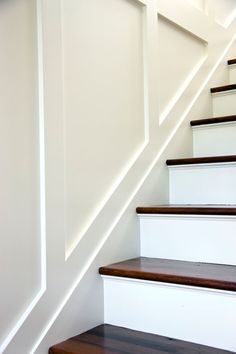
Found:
[49,324,234,354]
[99,257,236,291]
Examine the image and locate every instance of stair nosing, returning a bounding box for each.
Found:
[210,84,236,93]
[166,155,236,166]
[99,257,236,292]
[228,58,236,65]
[190,115,236,126]
[136,205,236,216]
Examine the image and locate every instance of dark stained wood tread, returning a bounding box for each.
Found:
[228,58,236,65]
[190,115,236,126]
[136,205,236,216]
[99,257,236,292]
[166,155,236,166]
[210,84,236,93]
[49,324,234,353]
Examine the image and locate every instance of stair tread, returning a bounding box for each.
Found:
[166,155,236,166]
[211,83,236,93]
[49,324,233,353]
[136,204,236,215]
[99,257,236,292]
[190,115,236,126]
[228,58,236,65]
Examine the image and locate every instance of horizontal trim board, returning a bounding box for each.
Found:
[228,58,236,65]
[49,324,233,354]
[210,84,236,93]
[136,205,236,215]
[166,155,236,166]
[99,257,236,292]
[190,115,236,126]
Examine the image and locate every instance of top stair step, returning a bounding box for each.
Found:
[190,114,236,126]
[99,257,236,292]
[49,324,233,354]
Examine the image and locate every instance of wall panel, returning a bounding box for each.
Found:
[61,0,146,254]
[187,0,205,11]
[157,16,206,123]
[210,0,236,27]
[0,0,40,345]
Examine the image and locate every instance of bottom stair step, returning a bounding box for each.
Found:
[49,324,233,353]
[99,259,236,351]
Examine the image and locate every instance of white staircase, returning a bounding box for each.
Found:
[100,59,236,352]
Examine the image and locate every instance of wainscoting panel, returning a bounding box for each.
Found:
[157,15,206,123]
[61,0,147,256]
[0,0,42,348]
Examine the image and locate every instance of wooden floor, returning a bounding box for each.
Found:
[49,324,234,354]
[99,257,236,291]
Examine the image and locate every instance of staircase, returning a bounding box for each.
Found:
[49,60,236,353]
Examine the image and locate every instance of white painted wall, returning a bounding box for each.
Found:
[62,0,146,255]
[1,0,236,353]
[187,0,205,11]
[157,15,206,123]
[207,0,236,27]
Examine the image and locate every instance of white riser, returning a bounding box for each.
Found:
[169,163,236,204]
[212,91,236,117]
[103,276,236,352]
[229,64,236,84]
[192,123,236,157]
[139,215,236,265]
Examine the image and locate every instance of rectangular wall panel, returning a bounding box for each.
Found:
[0,0,40,344]
[157,16,206,123]
[61,0,146,254]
